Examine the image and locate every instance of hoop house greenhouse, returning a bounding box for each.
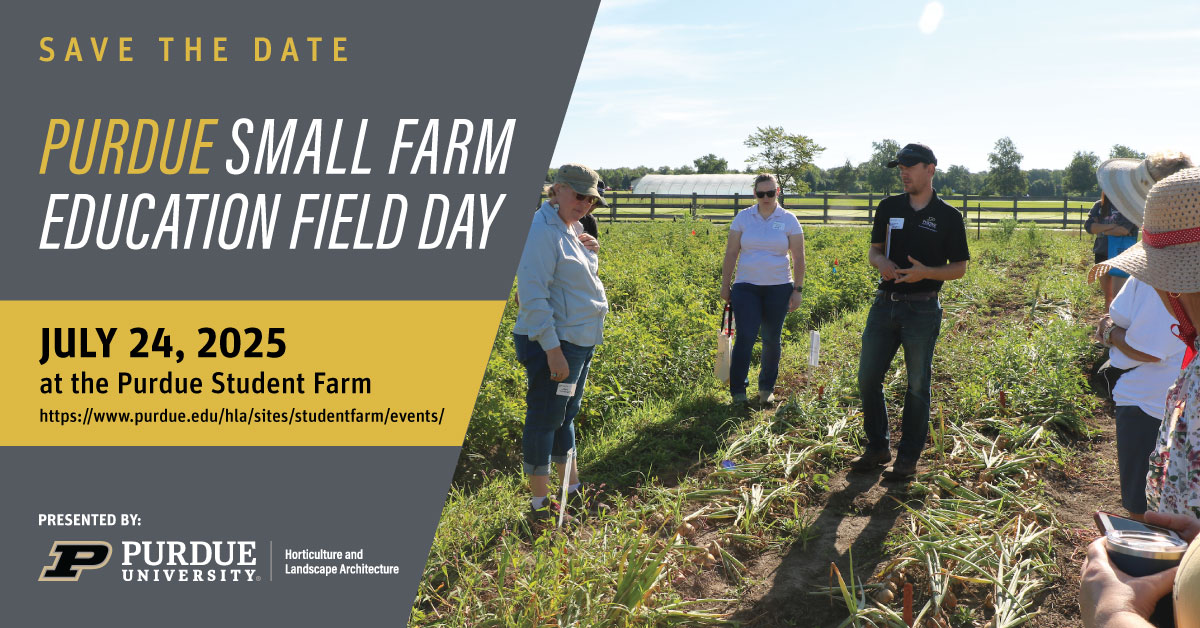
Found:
[632,174,764,196]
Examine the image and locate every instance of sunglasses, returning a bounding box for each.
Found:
[755,190,776,198]
[575,192,599,204]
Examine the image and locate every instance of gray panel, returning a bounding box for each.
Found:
[0,0,599,300]
[1,446,461,626]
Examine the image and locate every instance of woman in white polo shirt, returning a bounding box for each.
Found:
[720,173,806,405]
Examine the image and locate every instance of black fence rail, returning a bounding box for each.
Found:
[553,192,1101,229]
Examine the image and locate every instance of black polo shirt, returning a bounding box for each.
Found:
[870,190,970,293]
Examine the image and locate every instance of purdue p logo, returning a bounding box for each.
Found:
[40,541,112,581]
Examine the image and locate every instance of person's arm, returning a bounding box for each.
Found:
[1096,316,1161,363]
[867,208,898,280]
[720,229,741,303]
[896,211,971,284]
[1088,208,1132,236]
[894,257,968,283]
[788,231,805,312]
[1085,203,1103,235]
[515,229,570,381]
[869,243,899,280]
[1108,211,1137,238]
[1109,327,1160,363]
[1079,537,1178,628]
[1094,223,1131,237]
[1144,511,1200,542]
[578,232,599,253]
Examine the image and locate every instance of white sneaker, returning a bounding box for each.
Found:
[758,391,776,404]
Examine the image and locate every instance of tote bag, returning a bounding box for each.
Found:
[715,304,734,384]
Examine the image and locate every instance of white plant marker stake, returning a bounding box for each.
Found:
[557,447,577,529]
[808,330,821,367]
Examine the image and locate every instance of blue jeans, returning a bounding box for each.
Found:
[513,334,595,476]
[730,282,793,396]
[857,291,942,462]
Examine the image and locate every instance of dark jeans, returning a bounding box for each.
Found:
[513,334,595,476]
[857,291,943,462]
[730,282,793,396]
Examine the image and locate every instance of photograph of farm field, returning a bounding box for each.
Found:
[410,218,1122,627]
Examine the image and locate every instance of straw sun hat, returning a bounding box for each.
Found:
[1097,151,1194,226]
[1089,167,1200,292]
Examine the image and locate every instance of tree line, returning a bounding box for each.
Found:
[555,128,1145,197]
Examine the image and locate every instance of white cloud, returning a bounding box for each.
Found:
[598,0,657,13]
[1106,28,1200,41]
[578,24,751,82]
[918,2,944,35]
[568,88,747,131]
[842,22,910,33]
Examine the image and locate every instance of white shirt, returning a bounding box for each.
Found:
[730,205,803,286]
[1110,278,1187,419]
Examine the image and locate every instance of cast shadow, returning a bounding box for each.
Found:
[728,468,914,627]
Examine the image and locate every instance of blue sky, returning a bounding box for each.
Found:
[551,0,1200,172]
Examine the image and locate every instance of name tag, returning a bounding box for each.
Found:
[889,217,905,229]
[771,222,785,231]
[556,382,576,396]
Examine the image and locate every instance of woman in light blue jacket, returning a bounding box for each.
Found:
[513,163,609,523]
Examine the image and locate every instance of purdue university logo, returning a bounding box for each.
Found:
[40,541,112,581]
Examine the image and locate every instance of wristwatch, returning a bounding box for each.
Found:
[793,284,803,293]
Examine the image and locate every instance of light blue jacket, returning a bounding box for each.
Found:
[513,202,608,350]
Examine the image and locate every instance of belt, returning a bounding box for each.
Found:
[878,289,939,302]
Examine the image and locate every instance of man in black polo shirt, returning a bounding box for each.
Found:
[850,143,970,480]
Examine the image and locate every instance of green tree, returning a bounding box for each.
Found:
[968,170,989,195]
[1026,168,1059,196]
[833,158,858,192]
[859,139,902,194]
[985,137,1028,196]
[936,164,973,195]
[1063,150,1100,195]
[743,126,825,194]
[1110,144,1146,160]
[693,153,728,174]
[597,166,650,190]
[799,163,824,194]
[675,164,696,174]
[1028,178,1056,196]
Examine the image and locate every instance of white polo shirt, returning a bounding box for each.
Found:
[1110,278,1187,419]
[730,204,803,286]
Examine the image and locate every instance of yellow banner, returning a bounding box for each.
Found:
[2,301,503,446]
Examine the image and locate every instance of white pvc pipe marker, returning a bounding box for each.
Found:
[557,447,577,529]
[808,330,820,367]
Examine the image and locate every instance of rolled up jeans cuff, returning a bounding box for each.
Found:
[523,462,553,477]
[550,454,570,466]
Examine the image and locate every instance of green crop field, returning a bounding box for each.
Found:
[413,220,1107,627]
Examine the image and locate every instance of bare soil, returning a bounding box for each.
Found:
[724,466,913,627]
[695,398,1120,628]
[1030,400,1122,628]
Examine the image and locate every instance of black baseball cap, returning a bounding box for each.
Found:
[886,143,937,168]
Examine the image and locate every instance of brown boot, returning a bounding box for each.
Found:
[882,459,918,481]
[849,449,891,471]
